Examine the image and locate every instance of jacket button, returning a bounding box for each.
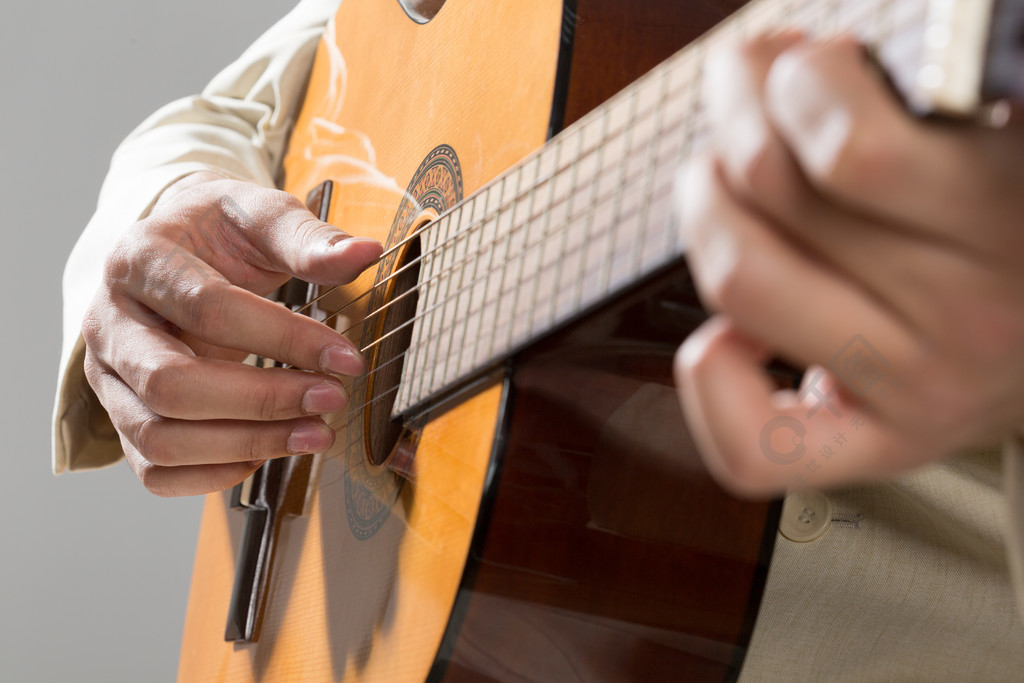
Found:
[779,490,832,542]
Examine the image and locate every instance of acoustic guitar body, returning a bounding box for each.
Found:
[178,0,777,680]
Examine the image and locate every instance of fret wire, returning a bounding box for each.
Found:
[627,63,673,284]
[666,62,702,257]
[435,201,476,404]
[400,209,450,408]
[522,135,565,340]
[478,163,526,373]
[502,154,542,353]
[448,192,484,381]
[432,192,484,394]
[449,171,510,386]
[597,86,641,299]
[436,194,475,395]
[468,175,509,370]
[414,204,458,404]
[488,168,528,366]
[543,119,587,330]
[430,209,464,398]
[570,99,613,315]
[411,212,441,405]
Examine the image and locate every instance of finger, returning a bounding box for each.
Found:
[90,308,350,421]
[676,155,917,370]
[124,449,263,498]
[105,237,365,375]
[132,414,336,465]
[764,36,1013,252]
[676,317,925,497]
[87,350,264,496]
[190,184,384,287]
[89,356,334,475]
[703,36,1016,347]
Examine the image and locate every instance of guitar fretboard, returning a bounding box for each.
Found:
[394,0,933,416]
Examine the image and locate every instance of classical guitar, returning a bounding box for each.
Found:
[178,0,1019,680]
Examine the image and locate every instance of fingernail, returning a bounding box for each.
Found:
[302,383,348,414]
[287,422,334,454]
[321,344,365,376]
[329,234,383,249]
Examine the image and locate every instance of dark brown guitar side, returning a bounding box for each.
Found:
[437,263,780,681]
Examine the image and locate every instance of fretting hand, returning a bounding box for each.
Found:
[674,34,1024,497]
[82,172,383,496]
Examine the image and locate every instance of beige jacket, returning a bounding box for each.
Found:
[53,0,1024,678]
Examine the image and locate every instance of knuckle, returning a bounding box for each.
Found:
[180,280,227,338]
[136,356,188,417]
[82,350,104,391]
[103,224,158,289]
[134,461,176,498]
[102,239,136,286]
[134,415,174,467]
[273,323,302,366]
[248,382,284,421]
[81,309,104,350]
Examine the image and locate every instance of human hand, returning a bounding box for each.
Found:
[82,172,383,496]
[674,34,1024,497]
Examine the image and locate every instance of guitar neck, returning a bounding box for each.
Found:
[393,0,993,417]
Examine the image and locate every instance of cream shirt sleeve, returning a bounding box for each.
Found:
[53,0,342,474]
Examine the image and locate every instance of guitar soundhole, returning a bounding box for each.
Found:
[397,0,447,24]
[365,236,422,466]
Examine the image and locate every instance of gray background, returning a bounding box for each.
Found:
[1,1,297,680]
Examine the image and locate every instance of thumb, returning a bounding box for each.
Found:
[213,187,384,286]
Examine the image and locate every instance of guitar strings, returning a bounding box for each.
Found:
[273,99,694,421]
[305,82,696,349]
[309,177,682,430]
[358,138,689,359]
[346,148,682,373]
